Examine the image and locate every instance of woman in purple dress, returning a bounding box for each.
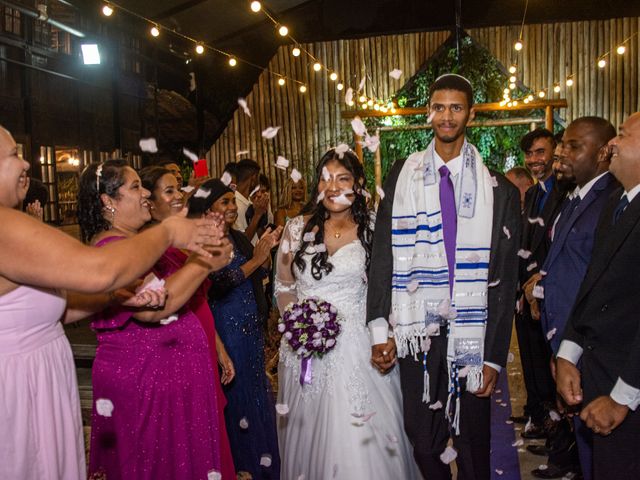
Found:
[77,160,236,480]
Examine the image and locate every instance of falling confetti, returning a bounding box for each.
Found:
[239,417,249,429]
[160,315,178,325]
[335,143,350,158]
[181,185,195,193]
[275,155,290,170]
[262,126,281,139]
[139,137,158,153]
[322,166,331,181]
[182,147,199,163]
[388,68,403,80]
[427,111,436,124]
[280,239,290,254]
[440,446,458,464]
[238,97,251,117]
[314,243,327,253]
[549,410,561,421]
[376,186,385,200]
[363,134,380,152]
[533,285,544,299]
[291,168,302,183]
[507,352,515,363]
[330,193,353,206]
[207,470,222,480]
[429,401,443,410]
[249,185,260,198]
[546,328,557,340]
[96,398,114,417]
[357,76,366,92]
[350,116,368,137]
[316,190,326,203]
[407,279,419,293]
[303,232,316,242]
[526,261,538,272]
[503,226,511,239]
[260,454,272,468]
[488,279,501,288]
[235,150,249,157]
[495,469,504,476]
[517,249,532,259]
[528,217,545,227]
[194,188,211,199]
[220,172,232,186]
[345,87,353,105]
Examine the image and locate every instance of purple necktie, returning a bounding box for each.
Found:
[439,165,457,295]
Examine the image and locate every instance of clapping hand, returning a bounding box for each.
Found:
[25,200,44,221]
[254,226,283,263]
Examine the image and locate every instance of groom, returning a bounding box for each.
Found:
[368,74,521,479]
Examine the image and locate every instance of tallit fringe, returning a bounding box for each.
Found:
[422,358,430,404]
[394,330,430,359]
[466,366,484,394]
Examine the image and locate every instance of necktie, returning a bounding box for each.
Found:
[439,165,457,294]
[613,195,629,224]
[554,195,581,237]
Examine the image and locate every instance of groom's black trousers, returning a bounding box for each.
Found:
[398,334,491,480]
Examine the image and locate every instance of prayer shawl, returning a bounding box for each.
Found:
[390,139,494,432]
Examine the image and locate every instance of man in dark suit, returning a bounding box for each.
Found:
[557,112,640,479]
[367,75,521,480]
[516,129,568,437]
[526,117,618,479]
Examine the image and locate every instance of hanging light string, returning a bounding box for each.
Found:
[100,1,306,87]
[503,30,638,107]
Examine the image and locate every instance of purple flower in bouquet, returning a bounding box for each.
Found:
[278,297,341,359]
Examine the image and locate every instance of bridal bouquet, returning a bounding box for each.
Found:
[278,297,341,385]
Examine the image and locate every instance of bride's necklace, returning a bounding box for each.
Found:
[326,220,351,239]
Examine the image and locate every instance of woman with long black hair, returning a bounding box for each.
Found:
[274,148,419,479]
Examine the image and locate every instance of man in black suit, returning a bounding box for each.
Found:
[516,129,568,437]
[367,75,521,480]
[557,112,640,479]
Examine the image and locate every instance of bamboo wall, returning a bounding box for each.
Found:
[208,17,640,204]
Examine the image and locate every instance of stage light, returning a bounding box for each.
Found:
[81,44,101,65]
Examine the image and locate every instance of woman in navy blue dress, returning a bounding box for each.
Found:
[189,179,282,480]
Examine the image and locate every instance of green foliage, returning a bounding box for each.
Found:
[361,34,560,183]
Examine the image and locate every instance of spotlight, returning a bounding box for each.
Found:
[313,62,321,72]
[101,4,113,16]
[250,1,261,12]
[195,44,205,55]
[514,40,523,51]
[329,72,338,81]
[150,26,160,37]
[299,85,307,93]
[278,77,285,86]
[278,25,289,37]
[81,44,101,65]
[292,47,301,57]
[228,57,237,67]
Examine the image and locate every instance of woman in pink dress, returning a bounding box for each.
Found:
[78,160,236,480]
[0,129,219,480]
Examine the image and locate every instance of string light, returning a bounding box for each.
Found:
[616,45,626,55]
[329,72,338,81]
[313,62,322,72]
[299,85,307,93]
[538,90,546,98]
[150,25,160,37]
[373,104,380,110]
[336,82,344,90]
[553,84,561,93]
[598,58,607,68]
[278,25,289,37]
[509,75,517,83]
[250,1,262,12]
[566,78,574,87]
[102,4,113,16]
[509,65,517,74]
[346,100,354,106]
[358,95,366,103]
[509,83,516,90]
[195,44,205,55]
[514,40,523,51]
[361,103,368,109]
[367,99,374,106]
[292,47,301,57]
[513,100,518,106]
[228,57,237,66]
[278,77,285,86]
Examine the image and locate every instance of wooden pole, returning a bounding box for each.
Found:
[354,134,363,161]
[545,105,554,131]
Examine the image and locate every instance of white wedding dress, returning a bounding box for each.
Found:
[275,216,420,480]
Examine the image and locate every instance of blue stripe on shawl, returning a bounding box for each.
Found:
[457,247,491,251]
[393,269,449,277]
[392,211,441,219]
[392,223,443,235]
[392,239,444,247]
[455,262,490,269]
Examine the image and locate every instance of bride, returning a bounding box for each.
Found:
[274,148,419,479]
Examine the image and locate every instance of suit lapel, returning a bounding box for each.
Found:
[573,193,640,306]
[529,182,564,253]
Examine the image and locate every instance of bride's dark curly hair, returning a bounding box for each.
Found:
[77,159,129,243]
[292,148,373,280]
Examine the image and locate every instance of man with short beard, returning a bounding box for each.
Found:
[367,74,521,480]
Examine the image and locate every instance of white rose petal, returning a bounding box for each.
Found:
[235,150,249,157]
[239,417,249,429]
[350,116,368,137]
[182,147,199,163]
[290,168,302,183]
[546,328,557,341]
[160,315,178,325]
[96,398,114,417]
[503,226,511,239]
[429,401,443,410]
[262,126,281,139]
[528,217,545,227]
[440,446,458,464]
[488,279,501,288]
[491,176,499,188]
[517,249,532,259]
[376,186,385,200]
[238,97,251,117]
[194,188,211,199]
[139,137,158,153]
[335,144,350,158]
[527,261,538,272]
[207,470,222,480]
[314,243,327,253]
[345,87,353,105]
[533,285,544,299]
[260,454,272,467]
[181,185,195,193]
[220,172,232,186]
[507,352,515,363]
[275,155,289,170]
[388,68,403,80]
[303,232,316,242]
[275,403,289,415]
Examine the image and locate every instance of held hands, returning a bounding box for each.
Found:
[371,337,397,374]
[254,226,283,263]
[522,272,542,320]
[473,364,499,397]
[580,396,629,436]
[162,208,224,257]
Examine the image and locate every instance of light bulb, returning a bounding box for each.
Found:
[228,57,237,66]
[358,95,366,103]
[150,26,160,37]
[361,103,368,109]
[313,62,321,72]
[278,78,285,86]
[329,72,338,81]
[509,65,517,74]
[250,1,261,12]
[373,104,380,110]
[507,101,513,107]
[509,83,516,90]
[367,99,374,106]
[566,78,574,87]
[336,83,344,91]
[528,95,534,101]
[391,108,397,114]
[513,100,518,106]
[509,75,516,83]
[299,85,307,93]
[524,98,530,104]
[292,47,301,57]
[195,44,204,55]
[504,88,510,94]
[617,45,626,55]
[278,25,289,37]
[380,106,388,112]
[346,100,354,106]
[102,4,113,16]
[598,58,607,68]
[553,84,561,93]
[514,40,523,51]
[499,100,506,107]
[538,90,546,98]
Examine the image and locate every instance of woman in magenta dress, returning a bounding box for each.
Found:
[78,160,236,480]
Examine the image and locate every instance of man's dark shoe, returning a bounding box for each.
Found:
[531,463,579,479]
[527,444,549,456]
[509,415,528,424]
[522,424,547,439]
